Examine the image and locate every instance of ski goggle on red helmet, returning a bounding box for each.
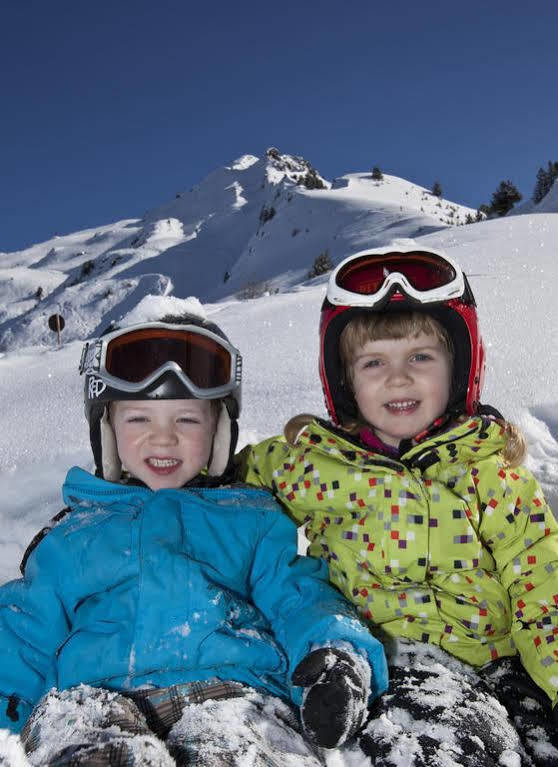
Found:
[327,247,469,307]
[80,322,242,403]
[320,246,485,424]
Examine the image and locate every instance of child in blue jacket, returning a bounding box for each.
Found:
[0,307,388,766]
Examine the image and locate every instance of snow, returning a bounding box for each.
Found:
[0,150,481,350]
[20,686,175,767]
[119,294,207,326]
[0,731,29,766]
[0,148,557,765]
[170,624,191,638]
[230,154,259,171]
[166,691,324,766]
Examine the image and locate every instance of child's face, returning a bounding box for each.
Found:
[111,399,215,490]
[349,332,451,447]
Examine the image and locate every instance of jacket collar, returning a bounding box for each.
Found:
[296,416,507,470]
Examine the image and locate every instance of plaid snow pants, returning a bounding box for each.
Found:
[355,639,557,767]
[20,681,323,767]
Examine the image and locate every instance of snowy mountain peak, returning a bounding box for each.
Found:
[264,147,329,190]
[230,154,259,171]
[0,150,485,352]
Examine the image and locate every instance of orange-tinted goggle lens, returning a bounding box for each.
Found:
[105,328,232,389]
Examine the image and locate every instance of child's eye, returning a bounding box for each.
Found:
[362,358,382,369]
[412,353,433,362]
[126,416,148,423]
[177,417,200,424]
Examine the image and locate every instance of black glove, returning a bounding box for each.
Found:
[292,647,369,749]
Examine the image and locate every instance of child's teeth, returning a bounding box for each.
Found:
[149,458,179,467]
[388,400,417,409]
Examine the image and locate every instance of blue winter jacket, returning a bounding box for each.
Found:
[0,467,388,733]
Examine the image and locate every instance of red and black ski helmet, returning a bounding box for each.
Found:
[319,245,485,426]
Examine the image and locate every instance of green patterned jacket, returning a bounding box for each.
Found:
[240,416,558,706]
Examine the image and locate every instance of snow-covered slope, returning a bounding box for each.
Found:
[0,149,556,564]
[0,149,477,351]
[0,151,557,767]
[1,207,557,583]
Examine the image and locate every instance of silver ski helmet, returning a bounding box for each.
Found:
[80,313,242,481]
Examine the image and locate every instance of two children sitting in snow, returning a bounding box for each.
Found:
[0,244,557,766]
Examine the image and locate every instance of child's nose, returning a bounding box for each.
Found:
[387,364,413,384]
[150,424,178,445]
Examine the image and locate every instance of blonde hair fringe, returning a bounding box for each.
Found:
[339,312,453,383]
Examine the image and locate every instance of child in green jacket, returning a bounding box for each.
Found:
[241,244,558,766]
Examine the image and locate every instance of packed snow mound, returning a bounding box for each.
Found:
[0,729,29,765]
[120,295,207,326]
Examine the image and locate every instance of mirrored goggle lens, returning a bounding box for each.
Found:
[335,251,457,295]
[105,328,232,389]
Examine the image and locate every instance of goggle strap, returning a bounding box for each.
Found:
[80,340,103,375]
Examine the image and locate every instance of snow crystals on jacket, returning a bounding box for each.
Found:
[0,467,388,733]
[242,416,558,707]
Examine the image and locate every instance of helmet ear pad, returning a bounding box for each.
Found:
[88,405,122,482]
[207,401,237,477]
[101,408,122,482]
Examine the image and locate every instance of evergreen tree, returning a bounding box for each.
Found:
[533,161,558,204]
[475,209,487,223]
[371,166,384,181]
[307,250,334,279]
[489,180,522,217]
[297,168,326,190]
[431,181,442,197]
[259,205,276,224]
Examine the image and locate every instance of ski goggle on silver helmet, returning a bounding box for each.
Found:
[80,322,242,408]
[80,318,242,481]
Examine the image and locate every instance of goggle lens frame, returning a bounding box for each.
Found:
[327,249,467,308]
[105,327,232,389]
[81,323,241,400]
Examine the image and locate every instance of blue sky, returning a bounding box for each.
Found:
[1,0,557,252]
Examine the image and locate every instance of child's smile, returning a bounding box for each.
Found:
[384,399,420,413]
[111,399,215,489]
[145,456,183,475]
[349,332,451,447]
